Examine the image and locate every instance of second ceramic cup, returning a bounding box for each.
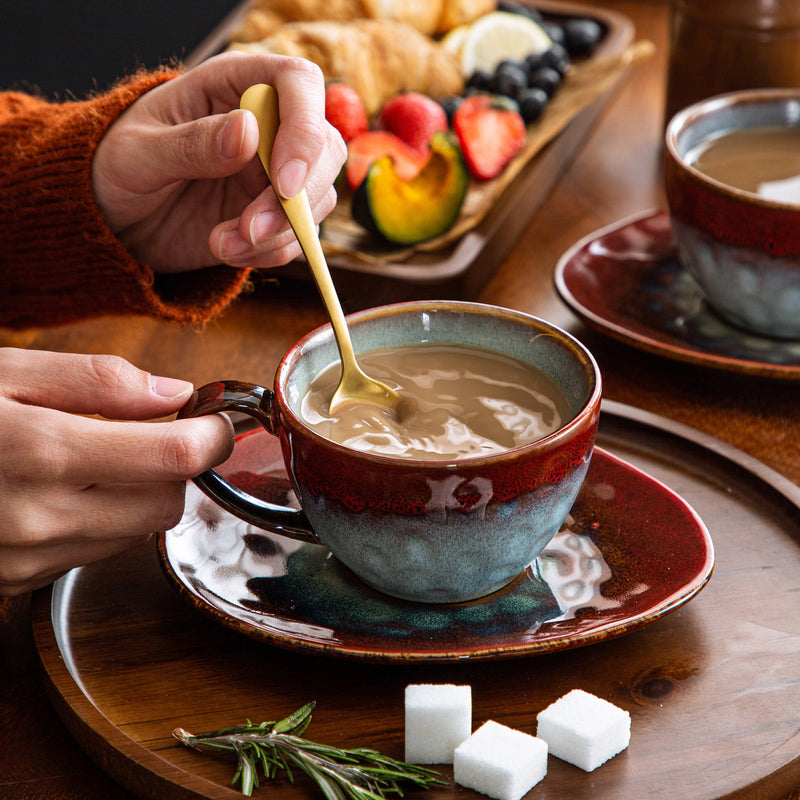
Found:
[665,89,800,339]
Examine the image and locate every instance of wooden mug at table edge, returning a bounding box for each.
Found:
[665,0,800,123]
[178,300,602,604]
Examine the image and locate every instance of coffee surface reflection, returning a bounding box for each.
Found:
[300,344,571,460]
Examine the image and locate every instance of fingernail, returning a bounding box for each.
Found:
[150,375,194,399]
[276,159,308,198]
[219,229,249,260]
[220,111,247,159]
[250,210,281,243]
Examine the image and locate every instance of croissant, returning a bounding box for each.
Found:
[231,19,465,114]
[435,0,497,33]
[230,0,496,41]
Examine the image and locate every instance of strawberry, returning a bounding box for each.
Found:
[452,94,526,180]
[375,91,448,154]
[325,81,368,143]
[344,130,428,189]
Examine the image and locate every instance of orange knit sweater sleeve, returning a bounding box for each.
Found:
[0,70,253,330]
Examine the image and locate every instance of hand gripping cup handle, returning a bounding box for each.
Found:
[178,380,318,543]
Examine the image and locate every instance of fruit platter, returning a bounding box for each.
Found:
[212,0,644,301]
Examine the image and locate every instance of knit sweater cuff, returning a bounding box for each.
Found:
[0,70,252,330]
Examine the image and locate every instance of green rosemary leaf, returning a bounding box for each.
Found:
[273,700,316,735]
[232,742,257,796]
[304,766,351,800]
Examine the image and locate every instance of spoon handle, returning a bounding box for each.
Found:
[239,84,357,371]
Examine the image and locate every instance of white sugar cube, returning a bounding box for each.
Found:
[454,720,548,800]
[404,684,472,764]
[536,689,630,772]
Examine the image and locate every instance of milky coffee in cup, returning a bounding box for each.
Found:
[299,343,572,461]
[686,125,800,203]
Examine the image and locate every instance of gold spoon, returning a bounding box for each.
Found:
[240,83,403,416]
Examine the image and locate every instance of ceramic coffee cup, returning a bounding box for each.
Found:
[179,301,601,604]
[665,88,800,339]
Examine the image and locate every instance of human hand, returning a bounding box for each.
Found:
[91,52,347,272]
[0,348,234,596]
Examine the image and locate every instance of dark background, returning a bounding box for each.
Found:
[0,0,244,98]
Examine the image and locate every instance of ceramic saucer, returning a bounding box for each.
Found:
[555,209,800,379]
[158,428,714,663]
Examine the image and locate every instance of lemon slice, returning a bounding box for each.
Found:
[441,23,470,58]
[459,11,552,77]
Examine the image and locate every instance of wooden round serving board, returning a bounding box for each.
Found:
[32,402,800,800]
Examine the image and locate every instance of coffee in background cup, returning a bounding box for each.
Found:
[686,126,800,203]
[180,301,601,604]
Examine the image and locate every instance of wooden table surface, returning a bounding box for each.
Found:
[2,2,799,798]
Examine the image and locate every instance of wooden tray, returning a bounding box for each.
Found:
[32,401,800,800]
[206,1,637,307]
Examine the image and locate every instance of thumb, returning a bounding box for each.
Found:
[150,108,260,183]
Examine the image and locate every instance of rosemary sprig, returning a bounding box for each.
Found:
[173,701,446,798]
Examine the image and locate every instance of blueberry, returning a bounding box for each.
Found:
[497,0,543,21]
[491,62,528,99]
[540,20,566,47]
[527,66,563,97]
[439,95,463,124]
[467,69,493,92]
[496,58,526,73]
[523,52,545,76]
[539,43,571,76]
[563,18,604,56]
[517,87,549,123]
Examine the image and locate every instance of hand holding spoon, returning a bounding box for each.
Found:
[239,84,403,416]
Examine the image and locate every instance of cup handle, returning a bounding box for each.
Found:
[178,380,318,544]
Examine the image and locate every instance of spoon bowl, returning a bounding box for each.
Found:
[239,83,403,416]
